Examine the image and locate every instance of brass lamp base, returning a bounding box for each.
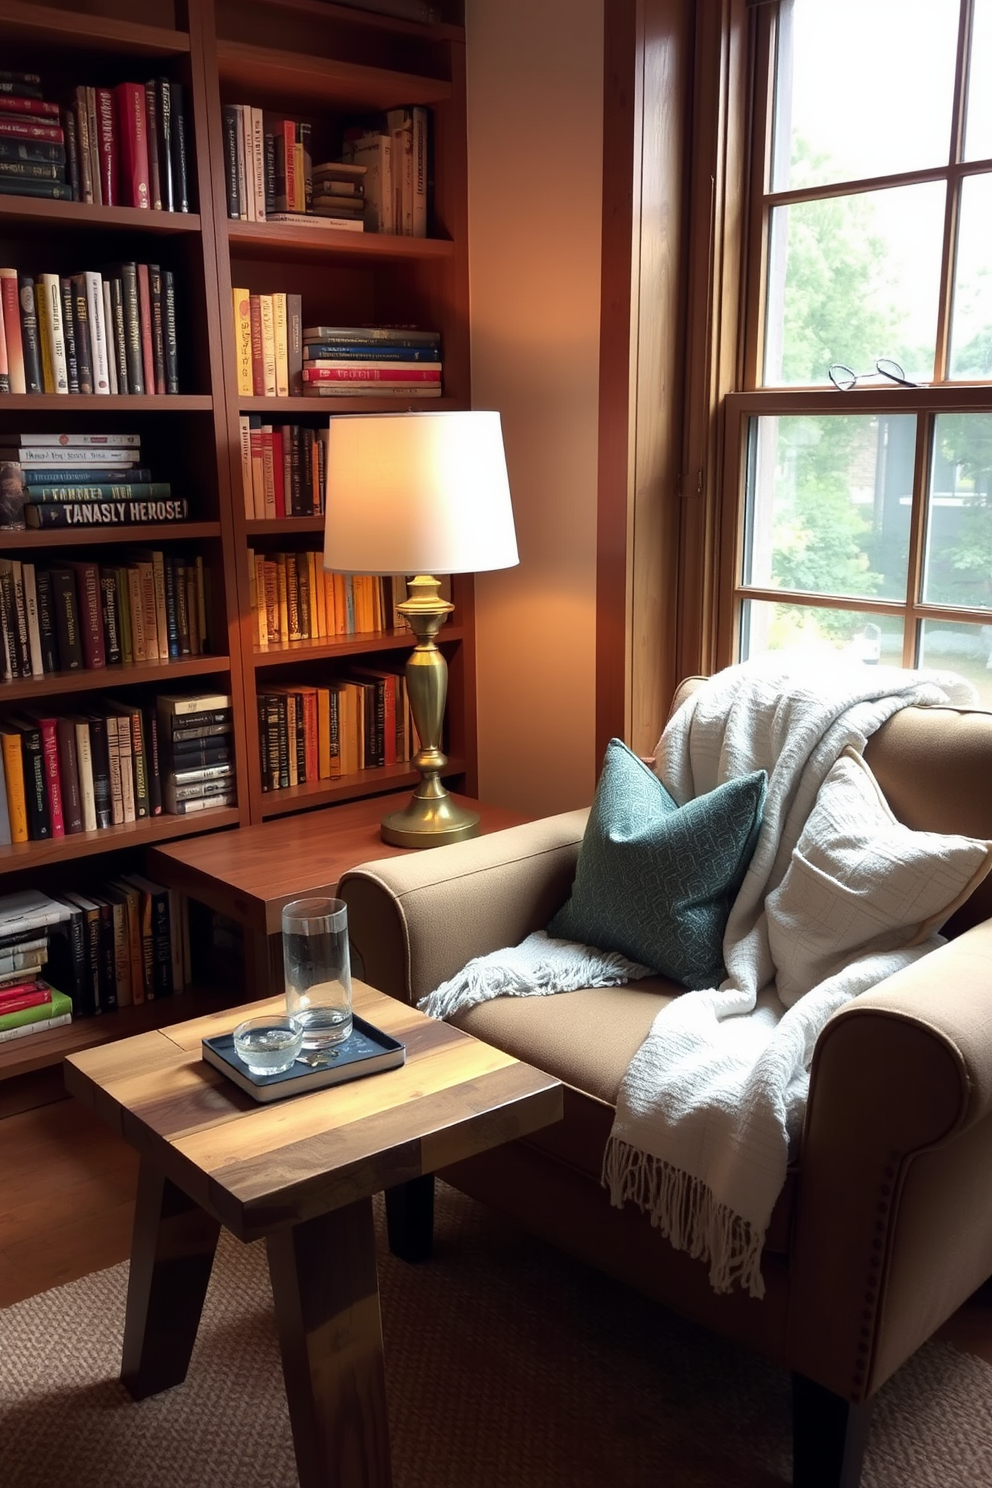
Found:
[382,574,481,850]
[380,784,480,848]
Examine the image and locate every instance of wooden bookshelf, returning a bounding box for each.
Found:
[0,0,473,1075]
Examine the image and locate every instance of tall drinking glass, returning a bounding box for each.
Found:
[282,896,353,1053]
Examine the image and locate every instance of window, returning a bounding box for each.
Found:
[722,0,992,703]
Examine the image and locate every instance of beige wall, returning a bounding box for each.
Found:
[465,0,605,815]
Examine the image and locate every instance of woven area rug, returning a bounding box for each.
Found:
[1,1181,991,1488]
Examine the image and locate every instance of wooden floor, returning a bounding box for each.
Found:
[3,1079,992,1373]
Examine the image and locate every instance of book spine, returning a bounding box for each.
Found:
[84,271,110,394]
[16,721,50,840]
[233,288,253,396]
[222,105,239,218]
[59,276,79,394]
[171,81,189,211]
[55,714,83,834]
[73,562,106,668]
[119,261,144,393]
[87,714,111,829]
[158,79,174,212]
[99,567,122,665]
[51,567,83,671]
[71,272,93,394]
[163,269,178,392]
[40,272,68,394]
[34,568,58,672]
[249,294,264,395]
[149,263,166,393]
[0,269,24,393]
[26,498,189,528]
[108,274,128,393]
[74,87,93,203]
[75,718,97,832]
[96,87,116,205]
[17,275,42,394]
[145,79,162,210]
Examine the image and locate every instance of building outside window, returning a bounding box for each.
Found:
[721,0,992,702]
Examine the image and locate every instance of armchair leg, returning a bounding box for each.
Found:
[384,1174,435,1263]
[792,1373,873,1488]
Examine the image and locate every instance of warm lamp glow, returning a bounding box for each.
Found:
[323,410,518,848]
[323,410,518,576]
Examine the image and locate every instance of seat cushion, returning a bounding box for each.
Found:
[452,979,796,1255]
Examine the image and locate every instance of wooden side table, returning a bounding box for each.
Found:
[65,983,562,1488]
[147,793,530,998]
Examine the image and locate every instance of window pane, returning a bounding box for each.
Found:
[923,413,992,609]
[770,0,958,192]
[948,173,992,379]
[740,599,904,666]
[763,184,944,386]
[965,0,992,161]
[744,414,914,602]
[919,620,992,705]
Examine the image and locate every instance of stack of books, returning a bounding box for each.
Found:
[308,160,366,227]
[221,105,314,223]
[0,71,72,201]
[257,667,412,790]
[239,420,326,518]
[0,432,188,529]
[158,692,236,815]
[340,106,428,236]
[301,324,441,397]
[0,263,179,395]
[0,889,74,1043]
[231,288,302,397]
[62,77,189,211]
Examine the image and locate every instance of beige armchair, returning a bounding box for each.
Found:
[339,689,992,1488]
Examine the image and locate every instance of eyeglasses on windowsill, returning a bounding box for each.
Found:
[827,358,919,391]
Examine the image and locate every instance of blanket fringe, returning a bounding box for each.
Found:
[602,1136,766,1300]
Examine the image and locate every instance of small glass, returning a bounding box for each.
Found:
[282,896,353,1057]
[233,1013,303,1076]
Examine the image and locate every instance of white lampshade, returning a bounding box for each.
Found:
[323,410,519,576]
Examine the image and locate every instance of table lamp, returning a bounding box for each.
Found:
[323,410,519,848]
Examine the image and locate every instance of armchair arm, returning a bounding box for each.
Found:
[790,919,992,1401]
[339,809,588,1005]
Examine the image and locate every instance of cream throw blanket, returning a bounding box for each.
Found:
[420,655,978,1297]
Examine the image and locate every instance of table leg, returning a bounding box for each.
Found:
[266,1197,392,1488]
[121,1159,221,1400]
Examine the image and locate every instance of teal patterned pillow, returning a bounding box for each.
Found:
[547,739,766,990]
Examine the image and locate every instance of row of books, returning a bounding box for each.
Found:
[341,109,429,236]
[257,668,413,790]
[0,263,179,395]
[239,419,327,519]
[301,323,441,397]
[0,549,208,683]
[232,288,303,397]
[0,883,185,1036]
[0,692,234,844]
[249,553,409,646]
[222,106,320,222]
[0,71,189,211]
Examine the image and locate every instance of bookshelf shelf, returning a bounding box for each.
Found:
[0,395,213,413]
[0,3,191,57]
[237,394,460,415]
[246,0,463,43]
[257,756,467,818]
[0,653,230,702]
[252,626,461,668]
[214,40,452,111]
[0,523,223,548]
[0,982,233,1080]
[0,196,202,233]
[225,218,454,263]
[0,804,240,871]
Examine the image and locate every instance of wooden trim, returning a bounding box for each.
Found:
[675,0,751,680]
[596,0,692,759]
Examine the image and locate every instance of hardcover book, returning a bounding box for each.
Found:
[201,1014,405,1103]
